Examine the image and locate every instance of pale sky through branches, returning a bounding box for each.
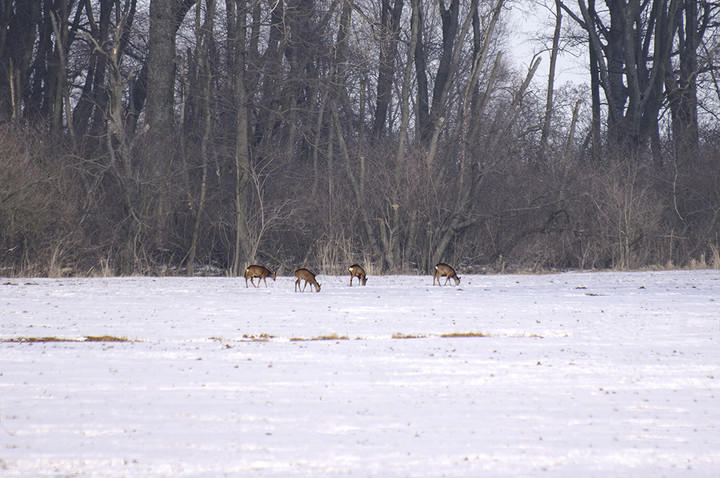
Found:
[507,0,588,86]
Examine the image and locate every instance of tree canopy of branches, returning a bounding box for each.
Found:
[1,0,719,276]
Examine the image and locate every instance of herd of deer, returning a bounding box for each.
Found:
[243,263,461,292]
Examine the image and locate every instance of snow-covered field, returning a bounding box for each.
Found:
[1,270,719,476]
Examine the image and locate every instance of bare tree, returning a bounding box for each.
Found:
[560,0,676,162]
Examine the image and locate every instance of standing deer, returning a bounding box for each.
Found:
[244,265,276,288]
[294,268,321,292]
[348,264,368,286]
[433,263,461,286]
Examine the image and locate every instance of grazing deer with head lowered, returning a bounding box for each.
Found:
[244,265,276,288]
[294,268,321,292]
[433,263,461,286]
[348,264,367,286]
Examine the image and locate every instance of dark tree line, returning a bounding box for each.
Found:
[1,0,720,277]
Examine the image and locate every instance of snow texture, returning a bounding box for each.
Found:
[1,270,719,476]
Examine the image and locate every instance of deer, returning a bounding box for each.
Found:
[244,265,276,288]
[433,263,461,286]
[348,264,368,286]
[294,268,321,292]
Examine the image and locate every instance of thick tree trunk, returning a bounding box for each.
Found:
[414,2,430,141]
[372,0,404,138]
[147,0,196,139]
[230,0,251,276]
[667,0,700,165]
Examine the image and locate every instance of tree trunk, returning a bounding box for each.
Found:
[0,2,40,119]
[424,0,479,168]
[73,0,113,138]
[147,0,197,139]
[230,0,251,276]
[539,0,562,159]
[372,0,404,138]
[49,9,77,150]
[419,0,459,143]
[589,29,602,162]
[186,0,215,277]
[414,2,430,141]
[666,0,700,165]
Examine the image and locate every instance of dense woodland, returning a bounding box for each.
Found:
[1,0,720,277]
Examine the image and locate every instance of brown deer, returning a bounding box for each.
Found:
[433,263,461,286]
[244,265,276,288]
[348,264,368,286]
[294,268,321,292]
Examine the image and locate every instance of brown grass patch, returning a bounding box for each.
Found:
[440,331,489,338]
[290,333,349,342]
[2,335,131,343]
[1,336,76,343]
[84,335,130,342]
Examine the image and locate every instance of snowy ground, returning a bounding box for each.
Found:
[1,270,719,476]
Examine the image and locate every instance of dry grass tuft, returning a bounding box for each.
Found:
[240,334,276,342]
[392,333,426,339]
